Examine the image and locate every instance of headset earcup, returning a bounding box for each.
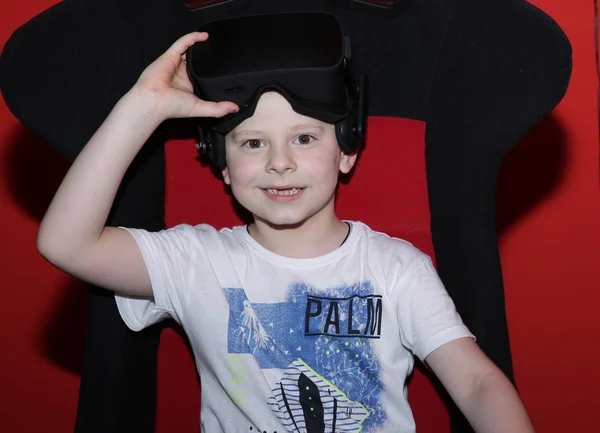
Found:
[335,111,361,154]
[209,132,227,168]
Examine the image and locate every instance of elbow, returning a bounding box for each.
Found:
[36,226,67,268]
[36,229,56,264]
[36,226,100,279]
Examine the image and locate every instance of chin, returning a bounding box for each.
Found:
[253,211,311,230]
[261,216,307,230]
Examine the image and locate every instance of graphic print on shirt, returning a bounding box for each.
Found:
[224,281,385,433]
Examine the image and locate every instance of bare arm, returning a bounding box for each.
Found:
[37,91,163,296]
[37,32,238,298]
[425,337,535,433]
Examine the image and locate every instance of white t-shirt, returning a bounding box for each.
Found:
[115,221,473,433]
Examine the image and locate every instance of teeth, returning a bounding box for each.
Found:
[267,188,301,196]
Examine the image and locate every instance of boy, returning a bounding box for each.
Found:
[37,30,534,433]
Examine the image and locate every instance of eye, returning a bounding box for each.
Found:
[294,134,315,145]
[242,139,264,149]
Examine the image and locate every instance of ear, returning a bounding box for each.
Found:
[221,166,231,185]
[339,151,358,174]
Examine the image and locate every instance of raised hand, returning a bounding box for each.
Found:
[132,31,239,121]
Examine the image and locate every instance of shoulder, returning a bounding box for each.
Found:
[161,223,221,235]
[349,221,437,294]
[126,223,246,252]
[156,223,238,238]
[352,221,430,268]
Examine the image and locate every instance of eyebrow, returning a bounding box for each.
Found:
[230,129,263,140]
[232,124,325,140]
[290,124,325,133]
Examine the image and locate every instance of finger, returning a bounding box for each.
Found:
[164,32,209,62]
[189,100,239,119]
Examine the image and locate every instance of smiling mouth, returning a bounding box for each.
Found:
[264,187,305,196]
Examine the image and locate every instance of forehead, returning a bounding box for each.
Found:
[230,91,329,134]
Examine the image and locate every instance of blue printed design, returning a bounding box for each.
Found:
[224,282,386,432]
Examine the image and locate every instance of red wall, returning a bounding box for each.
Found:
[497,1,600,430]
[1,1,598,432]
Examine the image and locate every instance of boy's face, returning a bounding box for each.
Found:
[222,91,357,228]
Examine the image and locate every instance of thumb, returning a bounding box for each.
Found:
[189,100,240,119]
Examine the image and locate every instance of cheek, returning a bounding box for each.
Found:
[305,151,341,186]
[227,157,258,187]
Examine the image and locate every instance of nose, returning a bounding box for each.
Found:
[265,142,297,174]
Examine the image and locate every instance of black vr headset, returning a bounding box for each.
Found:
[186,12,367,167]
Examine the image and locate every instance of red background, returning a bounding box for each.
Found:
[1,1,599,432]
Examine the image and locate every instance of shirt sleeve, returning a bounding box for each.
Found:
[394,257,475,361]
[114,224,206,331]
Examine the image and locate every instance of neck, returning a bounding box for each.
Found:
[249,208,349,258]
